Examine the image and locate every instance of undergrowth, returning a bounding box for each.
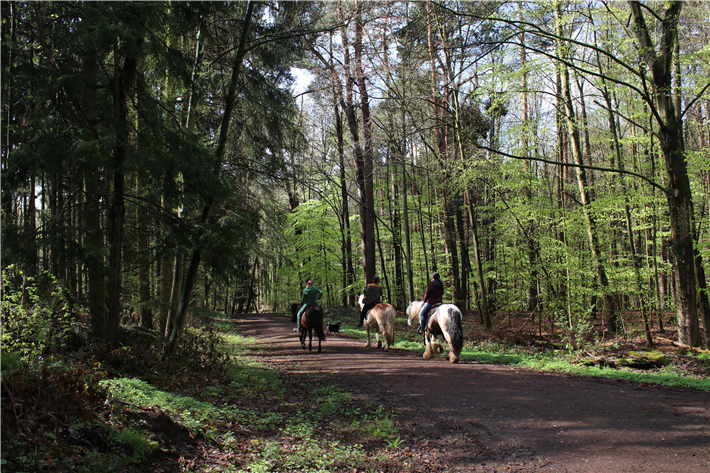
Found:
[1,270,404,472]
[3,267,708,473]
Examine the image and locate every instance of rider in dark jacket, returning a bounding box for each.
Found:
[357,276,382,327]
[418,272,444,334]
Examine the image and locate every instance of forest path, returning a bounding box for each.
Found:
[233,313,710,472]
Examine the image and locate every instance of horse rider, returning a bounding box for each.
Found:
[294,279,324,332]
[357,275,382,327]
[417,272,444,334]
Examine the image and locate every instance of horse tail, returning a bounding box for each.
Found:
[448,306,464,358]
[315,321,326,341]
[385,305,395,347]
[314,307,326,341]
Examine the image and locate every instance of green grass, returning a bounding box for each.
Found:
[341,317,710,391]
[96,319,403,473]
[456,345,710,391]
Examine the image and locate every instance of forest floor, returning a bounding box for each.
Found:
[234,311,710,472]
[2,308,710,472]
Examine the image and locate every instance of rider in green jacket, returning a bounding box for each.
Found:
[294,279,323,332]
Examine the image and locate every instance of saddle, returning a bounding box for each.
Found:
[426,302,442,317]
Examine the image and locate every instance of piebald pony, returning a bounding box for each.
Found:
[406,301,463,363]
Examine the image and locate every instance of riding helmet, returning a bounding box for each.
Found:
[373,275,380,283]
[432,272,440,280]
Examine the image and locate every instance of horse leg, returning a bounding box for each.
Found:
[442,332,456,362]
[440,323,460,363]
[300,325,306,349]
[365,325,372,348]
[423,333,434,359]
[308,328,313,351]
[380,326,389,351]
[376,332,382,349]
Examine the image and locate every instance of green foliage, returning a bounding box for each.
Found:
[282,198,346,306]
[386,436,405,450]
[1,348,25,372]
[113,428,151,463]
[364,407,398,441]
[695,352,710,362]
[313,385,354,417]
[1,265,77,365]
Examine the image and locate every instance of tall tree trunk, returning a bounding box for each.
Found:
[166,1,254,352]
[403,157,415,303]
[602,80,653,344]
[519,6,540,312]
[466,191,492,329]
[354,0,377,283]
[335,90,355,307]
[391,163,404,308]
[426,1,461,304]
[556,2,617,332]
[159,250,172,336]
[106,37,140,346]
[80,32,106,339]
[137,195,152,329]
[630,1,701,346]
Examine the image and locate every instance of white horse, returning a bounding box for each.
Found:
[406,301,463,363]
[358,295,395,351]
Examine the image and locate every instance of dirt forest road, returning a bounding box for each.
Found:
[234,313,710,473]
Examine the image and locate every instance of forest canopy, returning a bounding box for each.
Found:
[2,0,709,350]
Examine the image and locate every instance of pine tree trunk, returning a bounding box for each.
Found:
[106,38,140,346]
[166,1,254,353]
[354,0,377,283]
[80,33,106,339]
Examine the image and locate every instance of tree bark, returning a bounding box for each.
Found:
[354,0,377,283]
[106,35,140,346]
[80,30,106,339]
[556,2,617,332]
[629,1,701,346]
[166,1,254,352]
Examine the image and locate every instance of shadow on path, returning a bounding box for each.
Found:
[233,312,710,473]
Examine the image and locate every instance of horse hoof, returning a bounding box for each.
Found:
[377,341,382,349]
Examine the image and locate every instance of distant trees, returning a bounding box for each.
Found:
[283,0,709,346]
[2,1,315,349]
[3,1,709,348]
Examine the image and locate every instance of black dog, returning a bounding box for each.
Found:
[326,322,341,335]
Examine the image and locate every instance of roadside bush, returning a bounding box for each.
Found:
[1,265,78,365]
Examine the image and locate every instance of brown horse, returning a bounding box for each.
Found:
[300,304,325,352]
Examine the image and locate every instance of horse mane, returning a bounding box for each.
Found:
[406,301,424,321]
